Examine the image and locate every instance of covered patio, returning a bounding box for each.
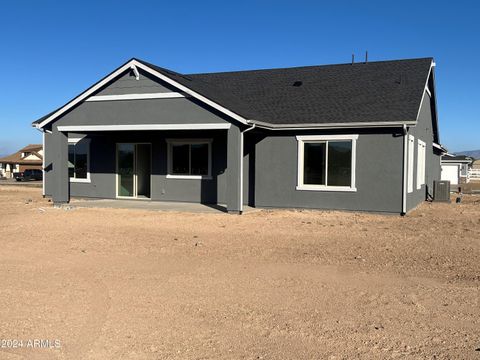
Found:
[44,123,248,214]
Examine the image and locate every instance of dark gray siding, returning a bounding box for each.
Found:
[54,98,230,127]
[95,69,176,95]
[249,129,404,213]
[406,91,440,211]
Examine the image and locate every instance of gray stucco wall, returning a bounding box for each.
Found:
[248,129,404,213]
[45,125,408,213]
[54,98,230,127]
[406,91,440,211]
[43,66,246,207]
[95,69,176,95]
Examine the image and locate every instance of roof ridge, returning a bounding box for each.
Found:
[21,144,42,150]
[186,57,433,76]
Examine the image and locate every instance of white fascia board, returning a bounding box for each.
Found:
[85,92,185,102]
[415,60,435,123]
[56,124,231,132]
[433,142,448,154]
[131,60,249,125]
[253,119,416,130]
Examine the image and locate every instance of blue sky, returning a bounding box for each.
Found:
[0,0,478,155]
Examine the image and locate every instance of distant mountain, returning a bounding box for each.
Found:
[455,150,480,159]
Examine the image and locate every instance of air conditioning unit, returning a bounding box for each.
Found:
[433,180,450,202]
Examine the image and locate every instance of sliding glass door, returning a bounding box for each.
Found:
[116,143,151,198]
[117,144,135,197]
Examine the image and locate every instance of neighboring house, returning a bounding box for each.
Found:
[0,144,43,178]
[469,159,480,182]
[32,57,443,214]
[440,155,473,185]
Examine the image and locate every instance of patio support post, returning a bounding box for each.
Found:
[227,125,242,214]
[52,127,69,205]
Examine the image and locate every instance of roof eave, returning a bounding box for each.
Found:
[250,119,417,130]
[433,142,448,153]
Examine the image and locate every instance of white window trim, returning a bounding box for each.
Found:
[166,139,212,180]
[407,135,415,193]
[416,139,426,190]
[68,138,91,183]
[296,134,358,192]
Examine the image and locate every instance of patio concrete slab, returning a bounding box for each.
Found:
[70,198,256,213]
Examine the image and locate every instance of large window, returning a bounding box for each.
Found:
[167,139,212,179]
[417,139,426,189]
[296,135,357,191]
[68,138,90,182]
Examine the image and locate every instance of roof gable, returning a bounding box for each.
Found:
[0,144,43,164]
[33,59,249,130]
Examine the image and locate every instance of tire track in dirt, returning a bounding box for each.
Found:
[60,264,111,360]
[0,253,111,360]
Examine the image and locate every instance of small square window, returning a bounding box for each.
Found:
[167,140,212,179]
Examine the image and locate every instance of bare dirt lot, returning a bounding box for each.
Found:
[0,186,479,359]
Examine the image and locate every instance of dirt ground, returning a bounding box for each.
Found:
[0,186,479,360]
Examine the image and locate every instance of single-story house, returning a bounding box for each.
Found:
[468,159,480,183]
[0,144,43,178]
[440,154,473,185]
[32,57,444,214]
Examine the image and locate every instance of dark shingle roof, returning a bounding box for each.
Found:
[441,155,473,162]
[138,57,433,125]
